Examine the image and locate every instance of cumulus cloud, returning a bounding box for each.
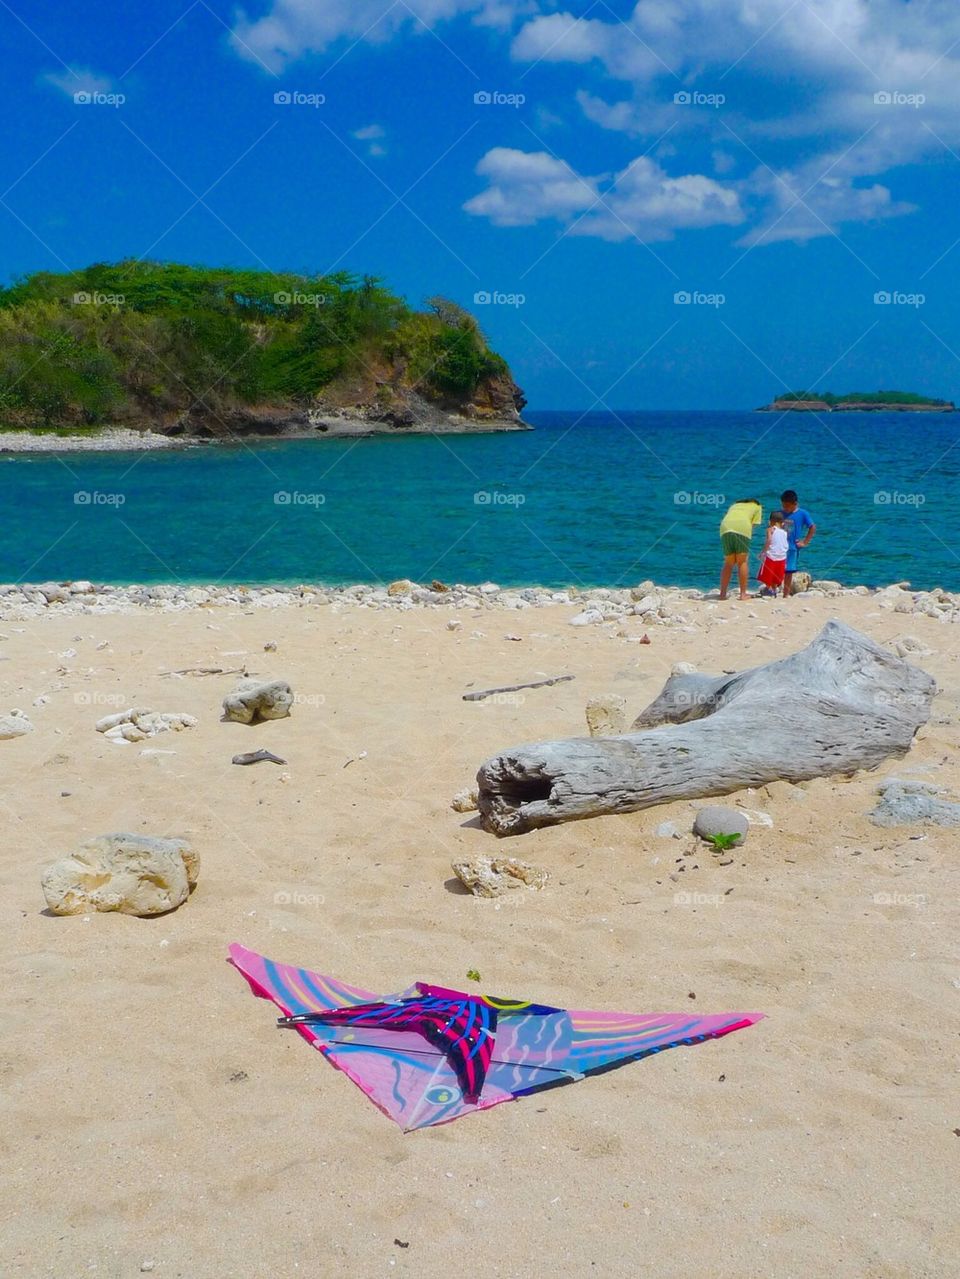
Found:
[509,0,960,240]
[231,0,528,71]
[738,162,915,246]
[465,147,744,241]
[42,66,115,98]
[463,148,600,226]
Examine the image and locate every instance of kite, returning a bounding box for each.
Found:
[229,944,763,1130]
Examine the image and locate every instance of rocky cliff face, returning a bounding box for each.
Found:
[162,361,530,439]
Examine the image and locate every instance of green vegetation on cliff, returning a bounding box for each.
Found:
[0,261,520,430]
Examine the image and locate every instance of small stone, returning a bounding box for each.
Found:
[95,708,197,740]
[893,635,933,659]
[264,640,278,652]
[693,806,749,846]
[451,786,479,813]
[870,781,960,828]
[452,856,549,898]
[585,695,627,737]
[446,619,463,632]
[478,581,500,594]
[222,678,293,725]
[570,609,603,627]
[41,833,198,917]
[387,579,414,597]
[0,710,33,739]
[504,634,523,642]
[671,661,698,676]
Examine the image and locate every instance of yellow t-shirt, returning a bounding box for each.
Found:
[719,501,762,538]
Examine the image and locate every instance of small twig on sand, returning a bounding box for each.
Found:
[463,675,575,702]
[161,666,248,678]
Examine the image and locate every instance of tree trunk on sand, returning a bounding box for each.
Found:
[476,620,936,837]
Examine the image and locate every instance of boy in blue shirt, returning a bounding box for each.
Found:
[776,489,816,597]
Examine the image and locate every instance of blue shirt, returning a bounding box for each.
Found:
[777,507,813,549]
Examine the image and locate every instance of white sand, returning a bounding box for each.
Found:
[1,593,957,1277]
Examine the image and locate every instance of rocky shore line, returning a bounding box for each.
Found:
[2,575,957,623]
[0,413,530,454]
[0,428,179,453]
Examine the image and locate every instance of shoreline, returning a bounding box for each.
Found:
[1,576,952,621]
[0,415,531,454]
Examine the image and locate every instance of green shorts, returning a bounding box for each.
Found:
[720,532,751,556]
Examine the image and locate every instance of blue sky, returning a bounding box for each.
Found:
[3,0,959,408]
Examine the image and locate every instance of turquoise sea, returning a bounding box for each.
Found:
[2,410,956,589]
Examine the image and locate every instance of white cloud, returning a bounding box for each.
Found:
[507,0,960,240]
[463,147,600,225]
[231,0,528,71]
[42,66,115,98]
[511,10,664,79]
[738,162,914,246]
[465,147,744,241]
[352,123,387,156]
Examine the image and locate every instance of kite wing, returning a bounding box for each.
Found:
[228,944,764,1131]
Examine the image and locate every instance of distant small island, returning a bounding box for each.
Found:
[757,390,955,412]
[0,261,528,443]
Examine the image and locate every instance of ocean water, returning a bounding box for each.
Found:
[2,410,956,589]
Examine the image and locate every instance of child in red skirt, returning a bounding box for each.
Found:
[757,511,788,595]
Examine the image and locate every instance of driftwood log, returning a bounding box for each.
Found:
[477,620,936,836]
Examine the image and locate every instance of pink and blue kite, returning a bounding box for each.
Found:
[229,943,764,1131]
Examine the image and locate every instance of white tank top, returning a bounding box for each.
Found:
[767,527,789,561]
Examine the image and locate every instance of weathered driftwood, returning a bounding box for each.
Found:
[476,620,935,836]
[463,674,575,702]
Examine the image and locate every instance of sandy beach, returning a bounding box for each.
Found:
[2,585,958,1278]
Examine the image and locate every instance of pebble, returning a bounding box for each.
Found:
[0,580,954,629]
